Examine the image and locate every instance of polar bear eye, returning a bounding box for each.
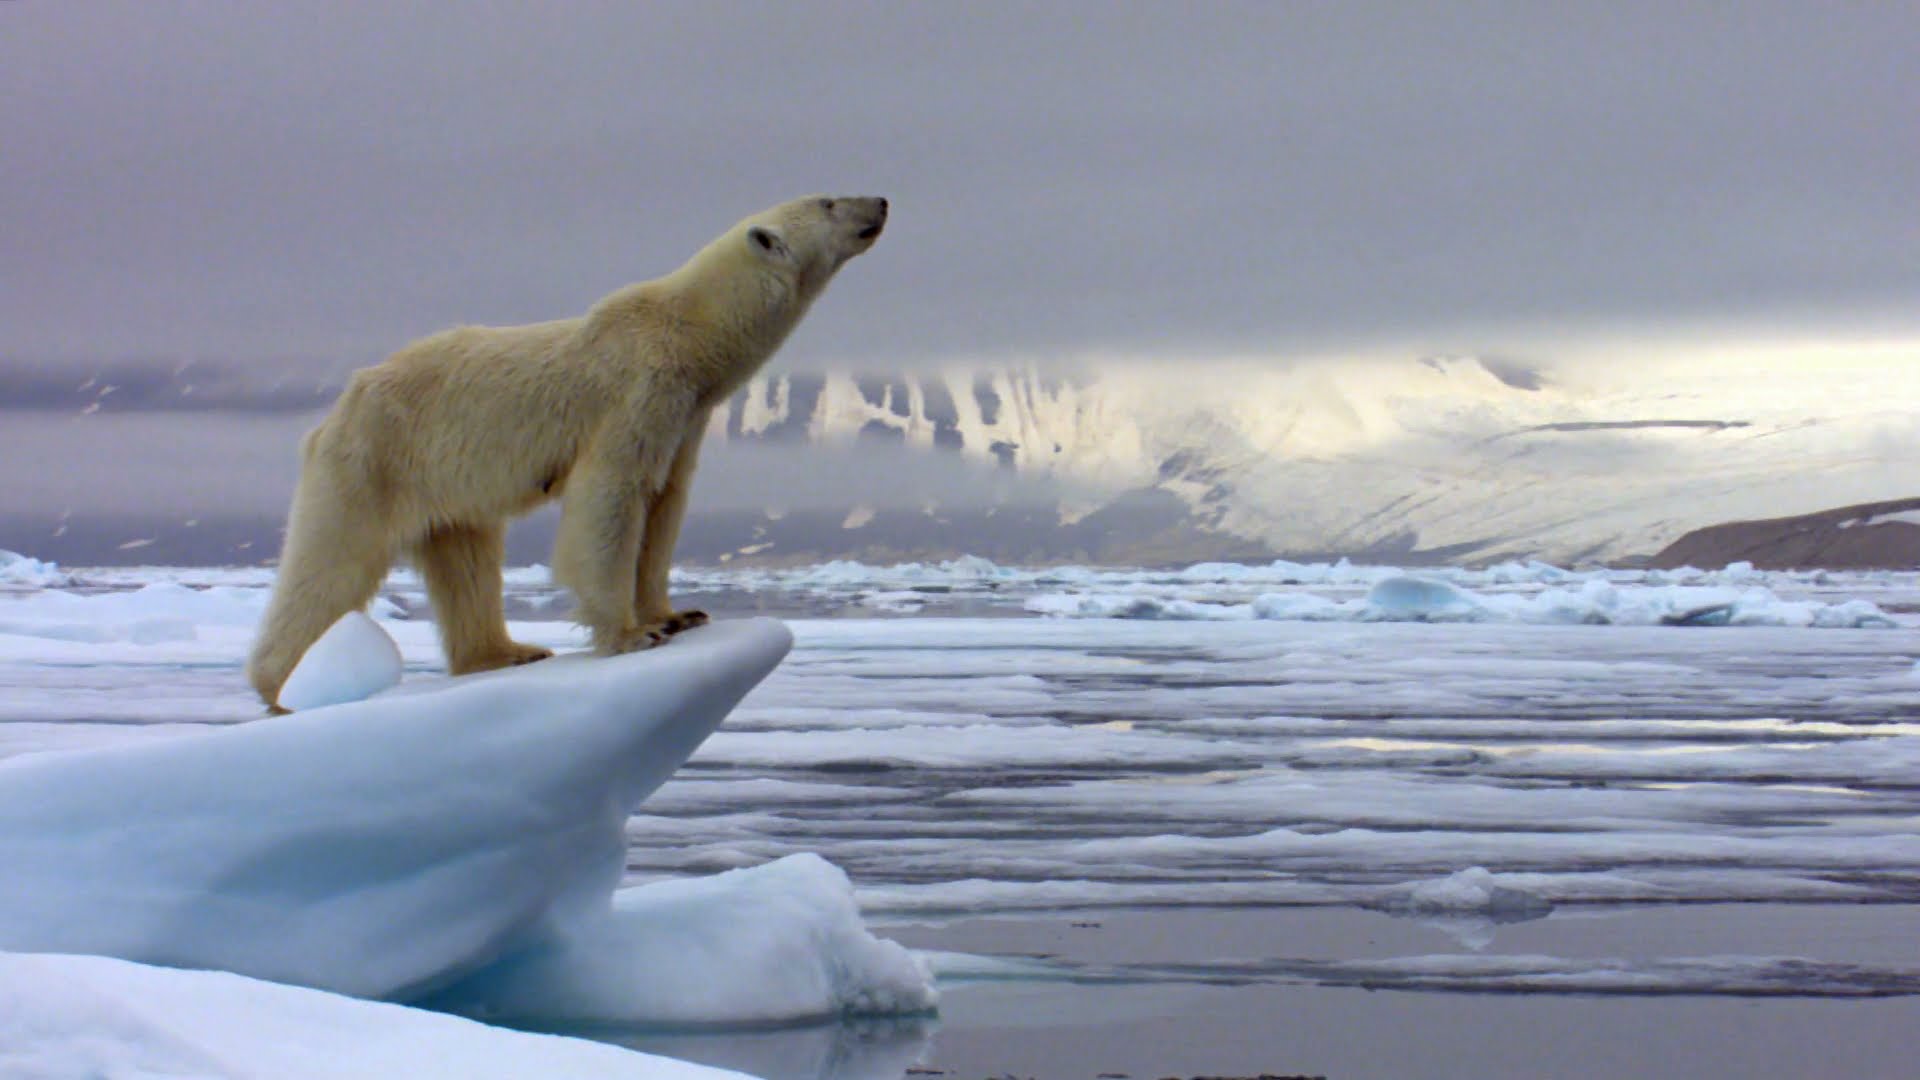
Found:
[819,198,836,212]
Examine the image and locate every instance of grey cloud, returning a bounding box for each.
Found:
[3,1,1916,369]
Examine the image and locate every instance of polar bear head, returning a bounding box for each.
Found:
[740,195,889,292]
[648,195,887,351]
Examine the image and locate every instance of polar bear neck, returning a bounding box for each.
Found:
[657,233,837,390]
[670,234,821,351]
[578,250,828,407]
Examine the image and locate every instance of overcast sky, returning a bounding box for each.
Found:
[5,2,1919,540]
[5,1,1916,372]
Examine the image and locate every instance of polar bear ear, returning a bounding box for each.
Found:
[746,225,791,263]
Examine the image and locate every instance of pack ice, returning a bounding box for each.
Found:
[0,617,935,1071]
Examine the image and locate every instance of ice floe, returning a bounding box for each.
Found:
[275,610,404,711]
[0,951,750,1079]
[1025,575,1899,627]
[0,549,69,588]
[1372,866,1556,920]
[3,555,1919,1021]
[0,617,934,1066]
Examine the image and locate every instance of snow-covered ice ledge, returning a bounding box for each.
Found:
[2,951,756,1080]
[0,617,934,1032]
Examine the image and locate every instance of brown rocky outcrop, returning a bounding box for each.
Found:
[1650,497,1920,570]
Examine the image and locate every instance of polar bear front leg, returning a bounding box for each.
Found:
[552,448,657,654]
[635,424,709,637]
[556,491,664,655]
[554,386,694,654]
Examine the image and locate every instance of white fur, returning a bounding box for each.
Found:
[247,196,888,709]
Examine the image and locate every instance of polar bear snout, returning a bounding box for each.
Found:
[853,196,888,242]
[804,195,886,264]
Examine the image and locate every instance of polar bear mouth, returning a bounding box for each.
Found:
[856,224,883,241]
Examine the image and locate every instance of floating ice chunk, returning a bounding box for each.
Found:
[860,590,931,613]
[1339,558,1402,585]
[1365,576,1486,621]
[277,610,405,711]
[1814,599,1899,629]
[0,950,750,1080]
[1024,592,1254,620]
[1248,592,1343,620]
[1375,867,1554,921]
[501,563,555,587]
[1477,559,1574,585]
[1173,561,1265,581]
[0,549,69,588]
[428,853,935,1025]
[0,583,255,643]
[1027,575,1897,628]
[767,556,1017,592]
[0,581,407,645]
[935,554,1012,580]
[0,610,201,645]
[81,583,271,625]
[0,620,796,1007]
[781,559,880,587]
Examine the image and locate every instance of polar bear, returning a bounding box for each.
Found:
[247,195,889,710]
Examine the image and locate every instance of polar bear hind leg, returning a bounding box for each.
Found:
[411,522,553,675]
[246,472,398,711]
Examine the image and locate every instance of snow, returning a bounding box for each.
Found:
[0,549,69,588]
[0,951,750,1080]
[0,615,936,1046]
[426,853,934,1024]
[275,611,404,710]
[717,349,1920,563]
[0,621,789,998]
[1841,508,1920,529]
[0,581,257,644]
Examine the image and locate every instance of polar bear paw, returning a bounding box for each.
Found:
[600,624,671,655]
[502,641,556,666]
[660,609,710,635]
[599,610,709,654]
[453,640,555,675]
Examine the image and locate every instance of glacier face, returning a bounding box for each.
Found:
[713,349,1920,564]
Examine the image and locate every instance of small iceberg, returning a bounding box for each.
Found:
[0,618,935,1071]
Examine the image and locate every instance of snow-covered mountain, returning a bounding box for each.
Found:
[8,347,1914,567]
[710,348,1920,565]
